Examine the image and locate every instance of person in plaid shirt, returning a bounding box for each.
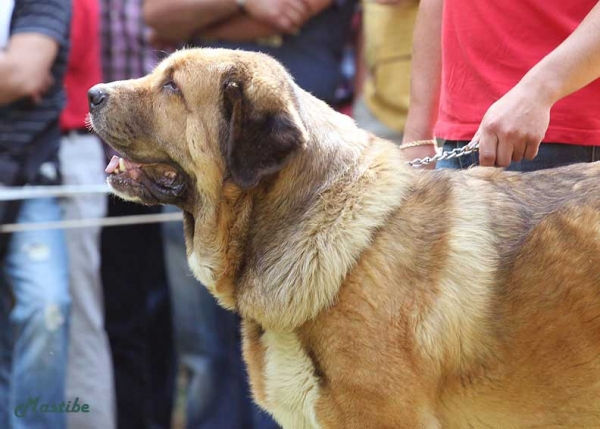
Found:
[99,1,176,428]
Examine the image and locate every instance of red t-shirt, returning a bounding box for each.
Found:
[435,0,600,146]
[59,0,102,131]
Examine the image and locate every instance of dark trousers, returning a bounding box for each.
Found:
[101,198,176,429]
[437,141,600,171]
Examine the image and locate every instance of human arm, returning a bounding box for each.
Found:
[144,0,334,44]
[241,0,333,34]
[373,0,417,4]
[400,0,443,167]
[143,0,240,42]
[0,34,57,105]
[199,0,334,41]
[199,16,282,42]
[0,0,69,106]
[473,2,600,167]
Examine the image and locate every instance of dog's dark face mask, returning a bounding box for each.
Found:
[88,48,308,211]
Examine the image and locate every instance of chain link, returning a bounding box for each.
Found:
[406,143,479,167]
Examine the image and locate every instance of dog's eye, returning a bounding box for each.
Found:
[163,81,179,92]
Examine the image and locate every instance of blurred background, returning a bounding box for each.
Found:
[0,0,418,428]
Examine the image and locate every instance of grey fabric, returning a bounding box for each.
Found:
[59,132,115,429]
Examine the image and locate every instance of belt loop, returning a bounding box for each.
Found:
[592,145,597,162]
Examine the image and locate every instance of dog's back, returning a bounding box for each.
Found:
[297,159,600,429]
[410,162,600,427]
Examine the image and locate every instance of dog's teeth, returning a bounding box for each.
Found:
[119,158,125,171]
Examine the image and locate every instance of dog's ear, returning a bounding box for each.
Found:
[222,74,307,189]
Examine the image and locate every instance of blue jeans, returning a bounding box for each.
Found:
[437,141,600,171]
[0,197,70,429]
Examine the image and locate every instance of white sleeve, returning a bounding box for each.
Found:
[0,0,14,49]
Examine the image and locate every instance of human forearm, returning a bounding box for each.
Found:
[143,0,239,42]
[241,0,332,34]
[517,2,600,107]
[304,0,334,15]
[198,0,334,42]
[200,16,280,42]
[472,2,600,167]
[0,34,56,105]
[0,53,23,104]
[402,0,443,143]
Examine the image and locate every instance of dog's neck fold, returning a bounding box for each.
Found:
[194,92,418,331]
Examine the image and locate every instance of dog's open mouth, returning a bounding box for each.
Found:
[105,155,187,205]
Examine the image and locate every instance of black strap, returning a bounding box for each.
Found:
[0,122,61,261]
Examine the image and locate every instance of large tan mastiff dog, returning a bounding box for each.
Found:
[88,48,600,429]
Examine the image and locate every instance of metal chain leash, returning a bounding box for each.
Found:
[406,142,479,167]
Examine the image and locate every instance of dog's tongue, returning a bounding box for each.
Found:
[105,156,144,174]
[105,156,120,173]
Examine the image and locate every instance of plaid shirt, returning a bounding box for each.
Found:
[100,0,156,82]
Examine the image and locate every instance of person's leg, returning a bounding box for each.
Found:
[0,197,70,429]
[185,297,280,429]
[162,207,211,427]
[101,199,174,429]
[176,290,228,429]
[101,199,151,429]
[59,132,115,429]
[189,304,252,429]
[146,257,176,429]
[0,270,14,429]
[162,206,238,428]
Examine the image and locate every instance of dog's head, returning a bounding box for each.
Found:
[88,48,407,329]
[88,48,308,209]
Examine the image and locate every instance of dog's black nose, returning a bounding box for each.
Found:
[88,86,107,109]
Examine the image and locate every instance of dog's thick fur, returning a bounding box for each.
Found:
[89,48,600,428]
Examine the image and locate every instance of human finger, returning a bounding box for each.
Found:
[523,140,540,160]
[284,5,307,30]
[273,14,296,33]
[477,128,499,167]
[31,92,44,104]
[511,139,526,162]
[467,130,481,149]
[294,0,313,14]
[495,138,514,167]
[288,0,311,18]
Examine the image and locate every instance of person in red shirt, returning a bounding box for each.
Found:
[58,0,115,427]
[402,0,600,170]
